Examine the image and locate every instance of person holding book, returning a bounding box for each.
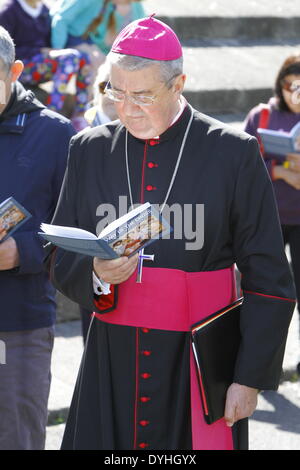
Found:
[244,53,300,375]
[50,17,296,450]
[0,26,75,450]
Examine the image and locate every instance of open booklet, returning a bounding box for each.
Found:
[257,121,300,156]
[0,196,32,243]
[39,202,172,259]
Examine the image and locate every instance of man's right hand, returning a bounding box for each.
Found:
[93,254,139,285]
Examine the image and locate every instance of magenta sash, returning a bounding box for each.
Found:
[94,266,237,450]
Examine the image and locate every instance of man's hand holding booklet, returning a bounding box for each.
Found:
[39,202,171,259]
[0,197,31,243]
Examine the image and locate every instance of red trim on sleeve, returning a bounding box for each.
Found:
[93,285,115,311]
[243,290,296,303]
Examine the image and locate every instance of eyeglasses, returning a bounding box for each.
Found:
[98,81,108,95]
[104,75,179,106]
[281,78,300,93]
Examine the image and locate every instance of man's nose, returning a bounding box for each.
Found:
[122,94,141,111]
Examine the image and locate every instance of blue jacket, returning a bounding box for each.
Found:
[0,82,75,331]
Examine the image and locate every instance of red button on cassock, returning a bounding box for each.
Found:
[141,328,150,333]
[139,442,149,449]
[140,396,151,403]
[147,162,158,168]
[149,139,159,146]
[141,373,151,379]
[141,350,152,356]
[146,185,156,191]
[139,420,150,427]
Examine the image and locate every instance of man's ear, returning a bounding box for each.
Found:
[10,60,24,82]
[173,73,186,97]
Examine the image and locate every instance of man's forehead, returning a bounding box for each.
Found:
[110,63,161,91]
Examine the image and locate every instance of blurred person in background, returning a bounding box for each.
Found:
[50,0,145,96]
[0,0,92,131]
[84,58,118,127]
[244,53,300,375]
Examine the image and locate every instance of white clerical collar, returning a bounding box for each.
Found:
[17,0,43,18]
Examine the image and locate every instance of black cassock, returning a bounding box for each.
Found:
[51,103,295,450]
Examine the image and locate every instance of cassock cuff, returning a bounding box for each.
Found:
[92,271,111,295]
[233,291,295,390]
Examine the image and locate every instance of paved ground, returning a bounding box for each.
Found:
[249,310,300,450]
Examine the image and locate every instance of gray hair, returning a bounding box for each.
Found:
[106,52,183,87]
[0,26,15,72]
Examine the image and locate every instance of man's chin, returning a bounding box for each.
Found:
[125,123,158,140]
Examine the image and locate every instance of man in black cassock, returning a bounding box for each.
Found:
[50,17,296,450]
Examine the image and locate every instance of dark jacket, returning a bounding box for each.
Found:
[0,81,75,331]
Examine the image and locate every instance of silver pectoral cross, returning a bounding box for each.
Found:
[136,248,155,283]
